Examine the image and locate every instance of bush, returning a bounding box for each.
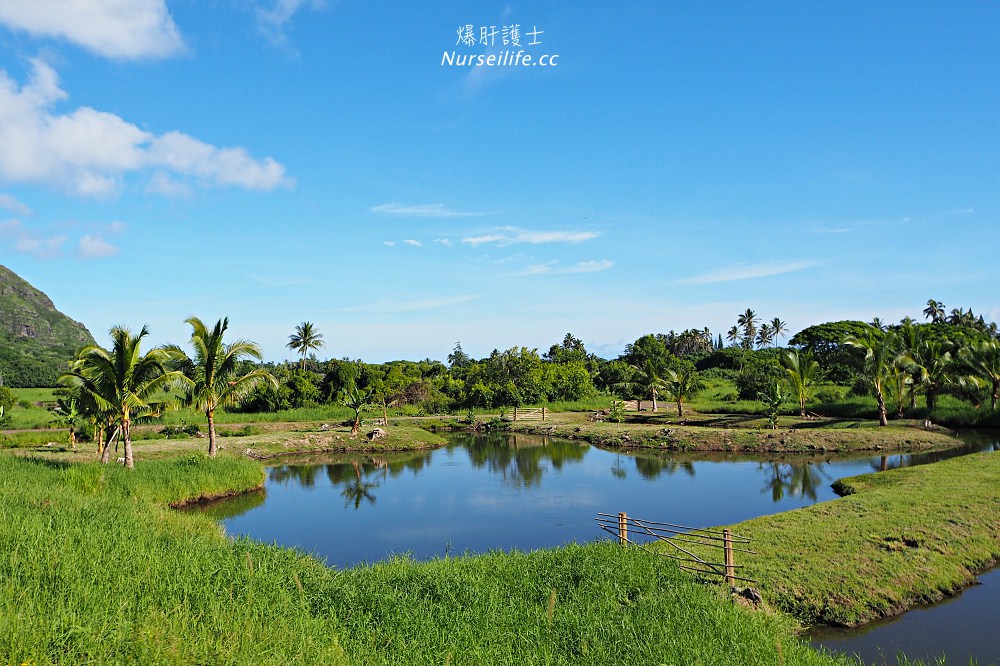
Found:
[160,424,202,438]
[813,386,844,403]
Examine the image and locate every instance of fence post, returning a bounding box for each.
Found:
[542,406,546,421]
[513,407,517,422]
[723,529,735,585]
[618,512,628,545]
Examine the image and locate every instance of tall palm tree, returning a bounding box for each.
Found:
[770,318,788,347]
[287,321,325,370]
[923,299,946,323]
[755,323,773,350]
[726,326,740,348]
[737,309,760,350]
[61,326,184,468]
[782,349,820,417]
[845,327,899,426]
[172,317,278,457]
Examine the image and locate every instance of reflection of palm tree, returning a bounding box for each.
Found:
[611,454,626,479]
[633,454,696,480]
[341,460,378,509]
[760,462,828,501]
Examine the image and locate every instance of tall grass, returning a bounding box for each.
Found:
[0,453,847,665]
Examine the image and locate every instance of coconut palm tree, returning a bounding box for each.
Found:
[737,309,760,350]
[845,328,899,426]
[171,317,277,457]
[770,318,788,347]
[959,340,1000,410]
[923,299,946,323]
[340,386,374,436]
[663,363,700,417]
[901,338,953,412]
[61,326,185,468]
[287,321,325,370]
[726,326,740,348]
[782,349,820,417]
[755,323,773,350]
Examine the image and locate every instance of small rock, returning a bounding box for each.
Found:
[368,428,388,441]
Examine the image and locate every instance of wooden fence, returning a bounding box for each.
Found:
[502,407,547,422]
[595,512,755,585]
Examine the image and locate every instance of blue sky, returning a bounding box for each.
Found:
[0,2,997,362]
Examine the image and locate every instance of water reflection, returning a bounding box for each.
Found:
[760,462,830,502]
[462,433,588,487]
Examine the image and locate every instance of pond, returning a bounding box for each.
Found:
[188,433,998,664]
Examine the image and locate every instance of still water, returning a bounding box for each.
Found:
[188,434,998,665]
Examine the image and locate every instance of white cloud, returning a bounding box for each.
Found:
[331,294,481,314]
[514,259,615,276]
[0,219,67,258]
[145,170,192,197]
[371,202,497,218]
[461,227,599,247]
[675,260,820,285]
[0,192,30,215]
[402,239,422,247]
[77,234,118,259]
[434,238,453,246]
[383,241,396,247]
[0,0,185,60]
[257,0,325,47]
[0,59,290,196]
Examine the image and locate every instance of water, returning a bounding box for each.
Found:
[190,434,993,568]
[810,566,1000,666]
[187,434,998,665]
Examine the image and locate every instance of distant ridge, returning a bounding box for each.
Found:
[0,265,96,387]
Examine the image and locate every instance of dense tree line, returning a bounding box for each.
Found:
[43,300,1000,464]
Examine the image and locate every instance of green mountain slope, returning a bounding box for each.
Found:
[0,265,96,387]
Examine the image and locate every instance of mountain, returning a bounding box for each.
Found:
[0,265,96,387]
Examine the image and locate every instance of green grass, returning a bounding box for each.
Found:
[0,452,848,665]
[681,451,1000,627]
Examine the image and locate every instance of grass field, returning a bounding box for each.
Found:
[0,452,848,665]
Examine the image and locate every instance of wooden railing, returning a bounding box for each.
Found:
[596,512,756,585]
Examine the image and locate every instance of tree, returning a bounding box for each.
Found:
[758,382,787,430]
[726,326,740,348]
[923,299,946,324]
[663,362,700,417]
[845,327,899,426]
[60,326,184,468]
[755,323,773,350]
[172,317,277,457]
[782,349,819,417]
[287,322,325,370]
[770,318,788,347]
[737,309,760,350]
[340,386,374,436]
[901,338,953,412]
[959,340,1000,410]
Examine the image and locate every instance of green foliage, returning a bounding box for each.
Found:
[757,382,787,429]
[607,400,626,423]
[735,351,785,400]
[790,320,871,383]
[0,265,97,387]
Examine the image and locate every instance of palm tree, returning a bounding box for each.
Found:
[287,321,325,370]
[845,327,899,426]
[737,309,760,350]
[755,323,773,350]
[663,364,700,417]
[726,326,740,348]
[770,318,788,347]
[172,317,277,457]
[959,340,1000,410]
[340,386,374,436]
[782,349,820,417]
[923,299,946,323]
[60,326,185,468]
[901,339,953,412]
